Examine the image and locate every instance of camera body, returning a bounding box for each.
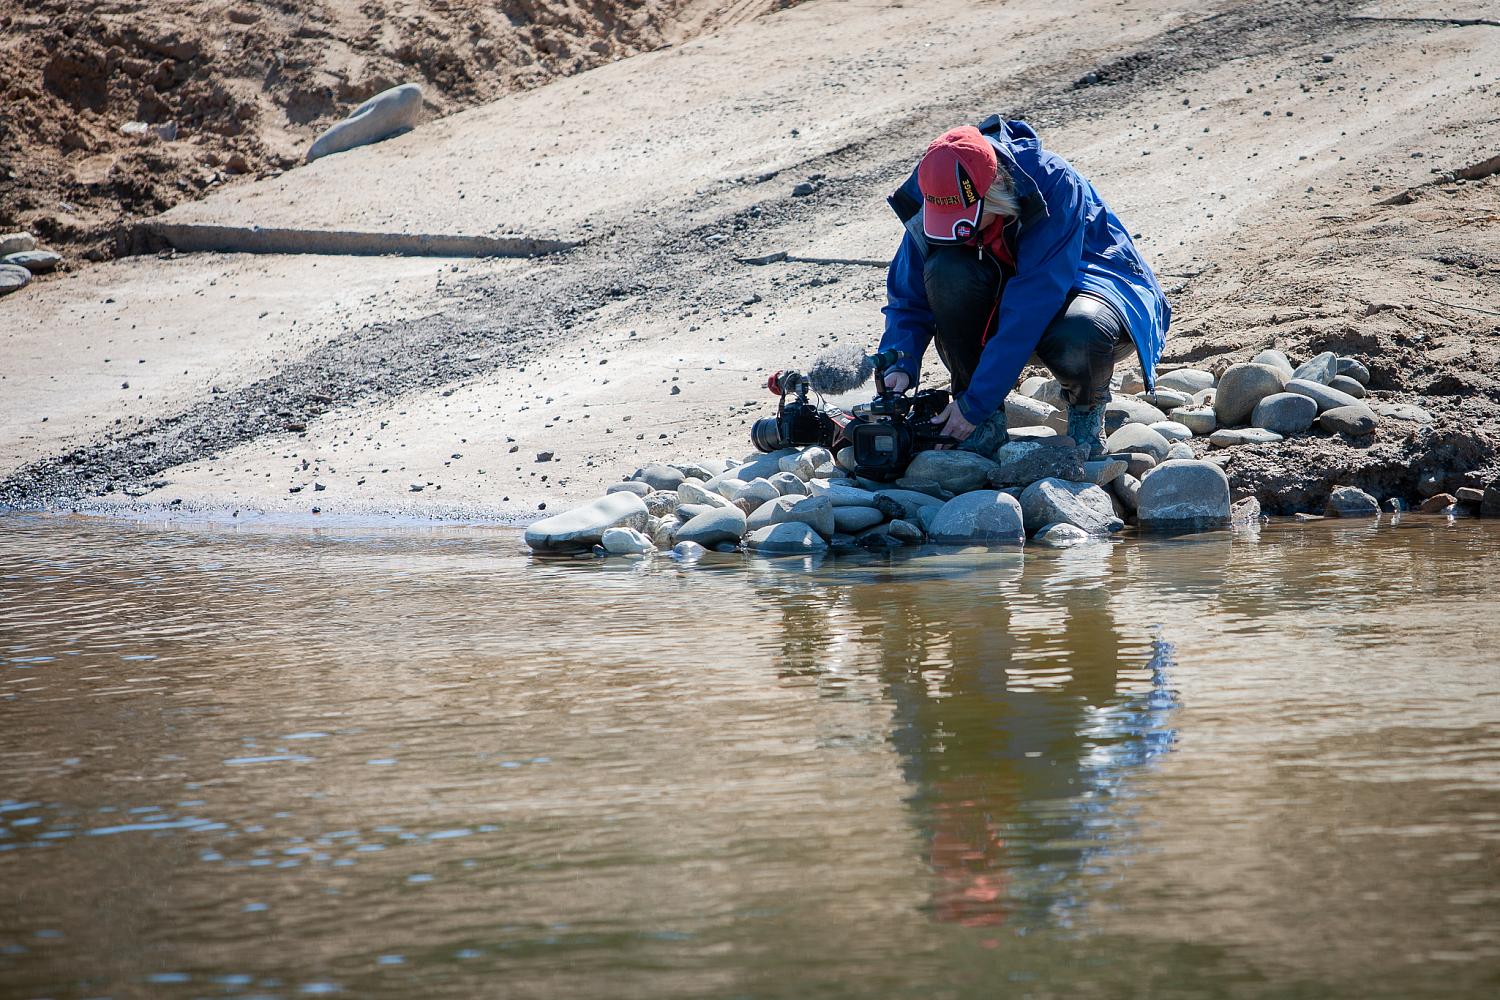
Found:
[751,350,955,481]
[845,386,952,480]
[750,370,844,453]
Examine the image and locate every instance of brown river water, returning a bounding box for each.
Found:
[1,512,1497,999]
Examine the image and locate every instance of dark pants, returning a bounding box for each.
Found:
[924,245,1135,408]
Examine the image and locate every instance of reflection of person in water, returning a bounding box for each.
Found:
[847,561,1178,929]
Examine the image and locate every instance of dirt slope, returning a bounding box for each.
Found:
[0,0,799,261]
[1,0,1497,519]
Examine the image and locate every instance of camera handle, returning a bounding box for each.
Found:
[870,349,906,399]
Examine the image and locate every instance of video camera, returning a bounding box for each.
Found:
[752,347,955,480]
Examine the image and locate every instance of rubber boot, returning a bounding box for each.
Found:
[959,407,1010,460]
[1067,403,1108,460]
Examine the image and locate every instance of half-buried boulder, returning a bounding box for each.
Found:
[1136,460,1231,531]
[1325,485,1379,517]
[1019,478,1122,536]
[744,522,829,554]
[525,493,649,553]
[927,491,1026,545]
[676,505,748,547]
[307,83,424,162]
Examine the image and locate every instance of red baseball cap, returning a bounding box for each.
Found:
[918,126,999,244]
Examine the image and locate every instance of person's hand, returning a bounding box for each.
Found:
[934,400,975,447]
[882,370,911,394]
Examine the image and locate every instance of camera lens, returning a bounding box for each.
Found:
[750,416,787,453]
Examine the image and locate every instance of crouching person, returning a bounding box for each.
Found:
[879,117,1171,458]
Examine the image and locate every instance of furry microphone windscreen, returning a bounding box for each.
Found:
[806,344,875,394]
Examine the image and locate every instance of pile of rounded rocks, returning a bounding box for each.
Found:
[523,433,1257,558]
[0,232,63,297]
[1082,347,1399,452]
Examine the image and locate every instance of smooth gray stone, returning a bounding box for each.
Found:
[887,518,925,543]
[1084,458,1127,485]
[632,463,685,491]
[832,505,885,533]
[524,493,648,553]
[0,264,31,296]
[1021,377,1065,407]
[1008,425,1060,441]
[1371,402,1432,423]
[643,490,679,517]
[1330,374,1366,398]
[1251,392,1318,434]
[1137,460,1231,530]
[727,448,800,482]
[1119,370,1146,393]
[744,521,828,554]
[777,451,818,481]
[783,495,835,538]
[1035,522,1092,546]
[670,540,706,560]
[811,482,880,507]
[1214,363,1288,426]
[1,250,61,273]
[1284,378,1377,418]
[903,450,998,494]
[678,480,732,508]
[1325,485,1379,517]
[1019,478,1122,536]
[308,83,423,162]
[987,439,1087,487]
[1110,451,1157,479]
[1319,405,1377,436]
[1004,393,1059,429]
[607,481,651,497]
[0,232,36,256]
[1104,423,1171,462]
[675,503,715,522]
[769,471,809,496]
[1165,442,1195,461]
[1156,368,1215,394]
[747,495,801,531]
[1112,473,1141,513]
[1251,349,1295,379]
[601,526,655,555]
[1140,388,1193,411]
[1150,420,1192,442]
[722,477,780,507]
[1337,357,1371,385]
[1173,407,1216,436]
[1105,395,1169,431]
[1291,350,1339,385]
[914,503,942,533]
[1209,428,1284,447]
[676,505,748,547]
[928,490,1026,545]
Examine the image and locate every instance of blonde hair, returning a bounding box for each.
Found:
[983,166,1020,220]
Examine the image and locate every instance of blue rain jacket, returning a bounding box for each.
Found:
[880,117,1170,423]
